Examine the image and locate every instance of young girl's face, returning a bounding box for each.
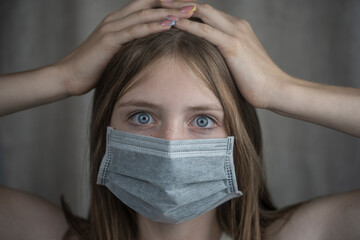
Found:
[110,56,228,140]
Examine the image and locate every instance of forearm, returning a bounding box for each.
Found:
[269,77,360,137]
[0,66,69,117]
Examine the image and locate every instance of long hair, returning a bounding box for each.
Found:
[62,19,297,240]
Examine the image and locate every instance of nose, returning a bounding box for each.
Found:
[156,122,187,141]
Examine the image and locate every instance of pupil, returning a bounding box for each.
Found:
[197,117,208,127]
[138,114,150,124]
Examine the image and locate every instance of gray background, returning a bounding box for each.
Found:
[0,0,359,217]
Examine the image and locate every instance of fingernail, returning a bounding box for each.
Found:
[181,5,196,13]
[161,20,175,26]
[166,15,179,21]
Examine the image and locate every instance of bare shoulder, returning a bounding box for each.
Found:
[0,185,69,240]
[265,190,360,240]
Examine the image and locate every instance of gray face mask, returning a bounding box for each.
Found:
[97,127,242,224]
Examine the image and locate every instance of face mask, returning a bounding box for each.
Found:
[97,127,242,224]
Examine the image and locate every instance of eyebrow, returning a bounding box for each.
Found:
[116,100,224,112]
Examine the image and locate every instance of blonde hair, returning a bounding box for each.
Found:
[62,19,296,240]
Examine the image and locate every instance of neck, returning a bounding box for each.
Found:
[138,209,222,240]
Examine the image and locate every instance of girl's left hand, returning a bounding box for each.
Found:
[160,1,292,110]
[161,1,360,137]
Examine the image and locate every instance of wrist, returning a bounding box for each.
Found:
[266,73,297,112]
[268,75,319,117]
[44,64,71,98]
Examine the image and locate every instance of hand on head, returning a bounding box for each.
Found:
[160,1,290,110]
[55,0,197,96]
[4,0,356,135]
[56,0,287,110]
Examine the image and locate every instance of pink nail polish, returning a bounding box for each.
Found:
[161,20,175,26]
[166,15,179,21]
[181,5,196,13]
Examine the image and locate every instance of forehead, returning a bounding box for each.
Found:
[118,57,222,108]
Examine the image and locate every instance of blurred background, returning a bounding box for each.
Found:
[0,0,359,218]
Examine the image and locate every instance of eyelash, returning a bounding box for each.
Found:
[128,111,156,127]
[127,111,219,130]
[189,115,218,130]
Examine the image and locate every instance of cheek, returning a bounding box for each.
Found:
[217,126,229,138]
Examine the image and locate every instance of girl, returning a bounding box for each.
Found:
[0,0,359,239]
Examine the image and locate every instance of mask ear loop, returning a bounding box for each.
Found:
[225,137,241,195]
[97,127,113,185]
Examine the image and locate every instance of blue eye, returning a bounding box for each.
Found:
[131,112,154,125]
[192,116,215,128]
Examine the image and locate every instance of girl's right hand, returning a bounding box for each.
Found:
[0,0,196,117]
[55,0,196,96]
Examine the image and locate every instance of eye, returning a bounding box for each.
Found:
[130,112,155,125]
[191,115,216,128]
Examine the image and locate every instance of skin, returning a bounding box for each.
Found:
[0,0,359,239]
[110,57,227,140]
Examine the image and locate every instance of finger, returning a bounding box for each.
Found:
[194,4,241,37]
[161,0,196,2]
[164,0,197,2]
[190,4,260,48]
[101,7,194,33]
[112,21,175,46]
[159,1,198,10]
[190,4,259,46]
[161,1,236,23]
[174,19,235,55]
[195,3,240,28]
[105,0,196,23]
[162,2,242,37]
